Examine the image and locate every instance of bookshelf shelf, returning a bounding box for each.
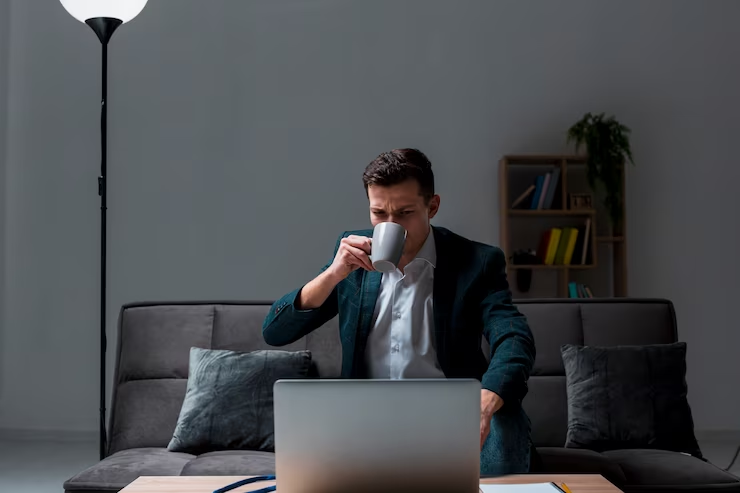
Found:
[504,155,587,165]
[509,209,596,217]
[509,264,596,270]
[499,154,628,299]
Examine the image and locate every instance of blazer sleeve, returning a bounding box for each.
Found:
[261,233,344,346]
[479,247,536,406]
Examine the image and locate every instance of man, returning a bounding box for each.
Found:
[262,148,536,475]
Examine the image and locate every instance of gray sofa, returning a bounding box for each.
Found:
[64,298,740,493]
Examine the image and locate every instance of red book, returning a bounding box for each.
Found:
[536,229,552,264]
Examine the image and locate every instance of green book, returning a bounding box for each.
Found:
[568,282,579,298]
[554,228,574,264]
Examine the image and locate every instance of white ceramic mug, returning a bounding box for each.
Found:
[370,222,407,272]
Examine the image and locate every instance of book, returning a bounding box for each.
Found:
[580,218,591,265]
[553,227,573,265]
[570,218,592,265]
[537,172,551,209]
[570,226,585,265]
[511,184,536,209]
[567,282,594,298]
[568,282,579,298]
[568,282,582,298]
[530,175,545,209]
[536,229,552,264]
[563,227,579,265]
[544,228,561,265]
[542,167,561,209]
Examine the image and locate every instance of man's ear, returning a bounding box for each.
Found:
[427,194,440,219]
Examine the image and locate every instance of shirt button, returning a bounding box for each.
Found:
[394,312,401,319]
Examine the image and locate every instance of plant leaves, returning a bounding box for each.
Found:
[565,113,634,226]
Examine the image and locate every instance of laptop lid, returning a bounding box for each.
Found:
[273,378,481,493]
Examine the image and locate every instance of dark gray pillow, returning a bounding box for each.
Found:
[561,342,702,458]
[167,347,311,454]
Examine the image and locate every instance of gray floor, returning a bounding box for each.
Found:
[0,436,739,492]
[0,437,98,492]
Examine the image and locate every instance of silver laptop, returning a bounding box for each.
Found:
[273,378,481,493]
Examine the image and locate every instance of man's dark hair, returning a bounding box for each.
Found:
[362,148,435,203]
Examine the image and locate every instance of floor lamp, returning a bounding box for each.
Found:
[59,0,149,461]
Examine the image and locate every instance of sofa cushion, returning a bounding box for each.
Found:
[304,317,343,378]
[523,303,584,375]
[63,448,194,492]
[108,379,188,455]
[603,449,740,492]
[118,305,215,381]
[180,450,276,475]
[211,305,306,354]
[524,376,568,447]
[167,348,312,455]
[580,302,676,347]
[535,447,627,487]
[561,342,702,458]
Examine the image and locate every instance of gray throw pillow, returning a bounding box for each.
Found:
[561,342,702,458]
[167,347,312,454]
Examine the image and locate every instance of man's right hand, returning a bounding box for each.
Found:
[296,235,374,310]
[327,235,374,281]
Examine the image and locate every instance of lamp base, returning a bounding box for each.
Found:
[85,17,122,45]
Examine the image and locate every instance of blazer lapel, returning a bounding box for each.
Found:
[351,269,382,376]
[432,226,453,356]
[359,270,382,335]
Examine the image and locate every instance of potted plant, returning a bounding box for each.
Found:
[566,112,634,228]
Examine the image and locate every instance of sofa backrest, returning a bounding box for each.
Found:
[106,298,677,455]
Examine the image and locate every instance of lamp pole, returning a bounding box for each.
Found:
[85,17,121,462]
[60,0,148,462]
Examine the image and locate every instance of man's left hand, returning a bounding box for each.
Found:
[480,389,504,450]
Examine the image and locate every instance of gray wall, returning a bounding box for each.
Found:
[1,0,739,433]
[0,0,10,411]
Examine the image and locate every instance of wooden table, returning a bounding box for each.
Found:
[120,474,622,492]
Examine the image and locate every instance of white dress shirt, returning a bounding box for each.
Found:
[365,229,445,379]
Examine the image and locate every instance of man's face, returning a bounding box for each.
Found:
[368,179,440,256]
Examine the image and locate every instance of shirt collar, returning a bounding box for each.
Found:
[414,227,437,268]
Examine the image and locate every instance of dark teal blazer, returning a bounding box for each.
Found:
[262,226,535,407]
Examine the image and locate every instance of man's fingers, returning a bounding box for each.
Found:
[343,235,372,254]
[345,244,374,271]
[480,418,490,450]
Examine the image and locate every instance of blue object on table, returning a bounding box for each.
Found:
[213,475,277,493]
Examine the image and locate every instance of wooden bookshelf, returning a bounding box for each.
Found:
[509,209,596,217]
[499,154,628,298]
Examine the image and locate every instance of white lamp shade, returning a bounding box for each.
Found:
[60,0,149,24]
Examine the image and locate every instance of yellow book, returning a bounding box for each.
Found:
[553,228,572,265]
[544,228,561,265]
[563,228,580,265]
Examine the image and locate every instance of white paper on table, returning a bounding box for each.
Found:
[479,483,560,493]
